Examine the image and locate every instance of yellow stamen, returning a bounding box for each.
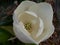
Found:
[24,22,32,32]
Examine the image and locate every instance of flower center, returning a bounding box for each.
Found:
[24,22,32,32]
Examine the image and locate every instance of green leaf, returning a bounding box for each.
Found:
[0,28,13,43]
[0,41,11,45]
[0,26,14,35]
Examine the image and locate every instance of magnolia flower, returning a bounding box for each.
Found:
[13,1,54,45]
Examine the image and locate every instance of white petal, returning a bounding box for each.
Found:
[13,22,37,44]
[24,11,44,39]
[14,1,36,18]
[13,1,36,24]
[36,18,44,38]
[25,11,38,18]
[13,1,54,44]
[19,22,31,35]
[28,2,54,43]
[37,2,54,42]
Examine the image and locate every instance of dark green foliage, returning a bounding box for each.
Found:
[0,28,13,43]
[0,15,13,26]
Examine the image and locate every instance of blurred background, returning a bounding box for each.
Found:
[0,0,60,45]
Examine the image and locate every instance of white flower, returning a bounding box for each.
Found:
[13,1,54,45]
